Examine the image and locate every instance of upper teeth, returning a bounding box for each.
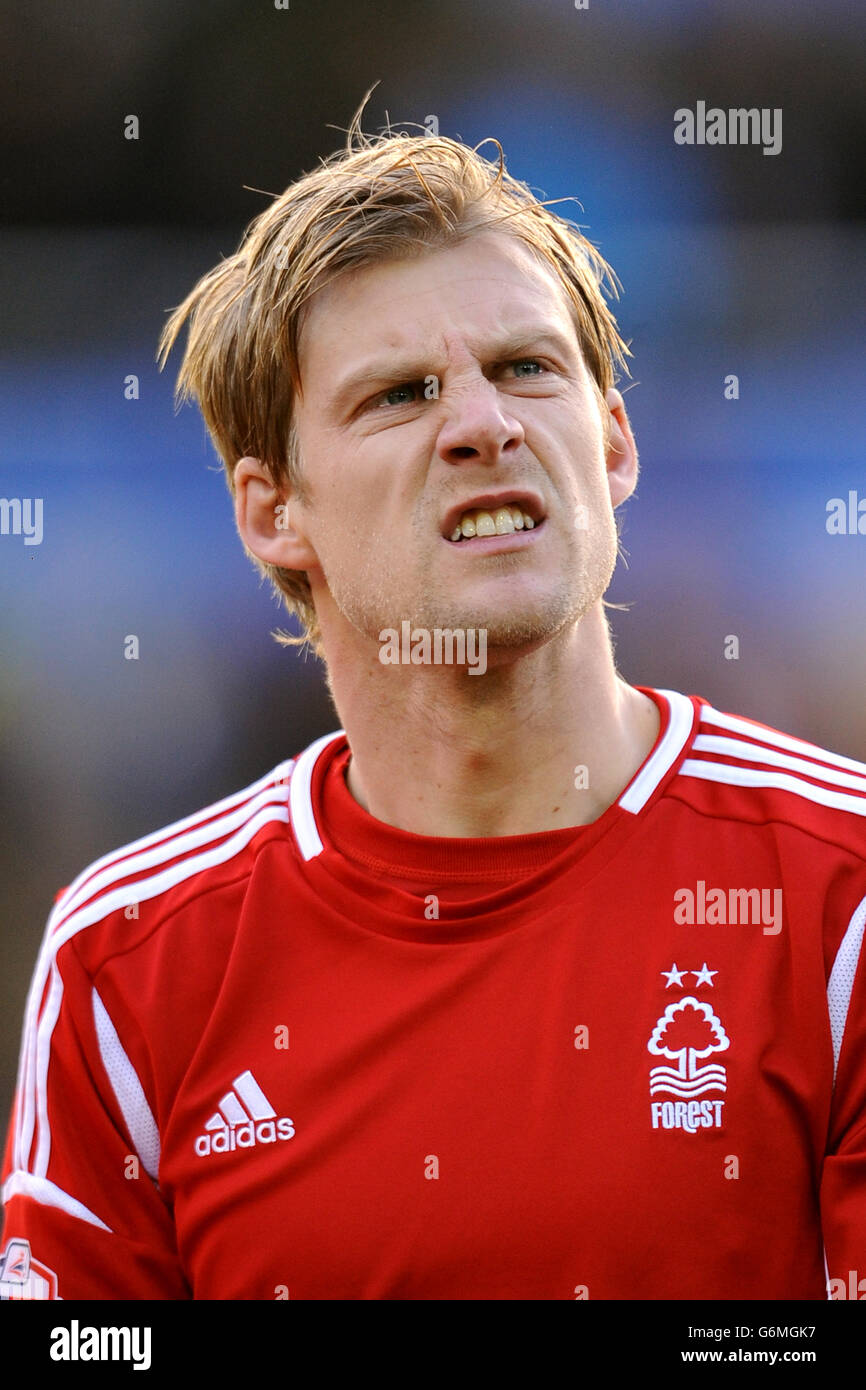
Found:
[450,504,536,541]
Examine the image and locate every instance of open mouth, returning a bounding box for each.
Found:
[447,502,542,543]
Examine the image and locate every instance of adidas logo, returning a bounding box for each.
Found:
[194,1070,295,1158]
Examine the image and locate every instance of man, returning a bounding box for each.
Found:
[2,113,865,1301]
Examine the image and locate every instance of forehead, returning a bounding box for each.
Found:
[297,230,578,378]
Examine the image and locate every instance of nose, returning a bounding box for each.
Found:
[435,377,525,467]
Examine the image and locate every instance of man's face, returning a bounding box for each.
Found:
[289,229,636,653]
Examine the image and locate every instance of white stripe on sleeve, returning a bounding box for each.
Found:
[827,892,866,1082]
[92,987,161,1182]
[2,1170,112,1231]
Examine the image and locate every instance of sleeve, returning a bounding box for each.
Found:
[820,890,866,1299]
[1,903,190,1300]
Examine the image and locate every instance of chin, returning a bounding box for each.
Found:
[428,590,589,652]
[475,608,577,653]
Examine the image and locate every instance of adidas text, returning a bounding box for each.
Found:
[195,1117,294,1157]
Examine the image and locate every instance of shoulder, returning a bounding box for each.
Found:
[663,688,866,859]
[44,753,307,980]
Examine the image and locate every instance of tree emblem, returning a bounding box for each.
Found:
[648,997,729,1096]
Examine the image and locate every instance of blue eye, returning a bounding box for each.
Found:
[512,360,544,376]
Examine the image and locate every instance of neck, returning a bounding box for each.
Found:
[320,602,660,838]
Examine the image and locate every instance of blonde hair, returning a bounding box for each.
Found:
[158,91,631,654]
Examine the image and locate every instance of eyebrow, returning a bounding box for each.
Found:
[326,327,579,416]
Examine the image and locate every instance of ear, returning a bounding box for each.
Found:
[604,388,639,507]
[233,456,320,570]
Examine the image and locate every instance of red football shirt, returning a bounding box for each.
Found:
[2,685,866,1300]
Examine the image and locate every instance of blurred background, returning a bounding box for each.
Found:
[1,0,864,1123]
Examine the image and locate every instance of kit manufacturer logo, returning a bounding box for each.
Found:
[195,1069,295,1158]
